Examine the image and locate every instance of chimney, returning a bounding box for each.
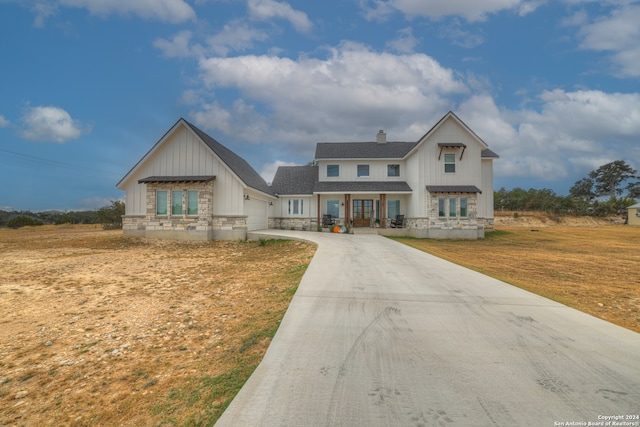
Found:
[376,129,386,144]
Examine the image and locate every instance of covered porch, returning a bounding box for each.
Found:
[313,181,413,230]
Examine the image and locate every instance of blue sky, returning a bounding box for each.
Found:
[1,0,639,211]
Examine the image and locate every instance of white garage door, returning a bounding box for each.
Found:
[246,198,268,231]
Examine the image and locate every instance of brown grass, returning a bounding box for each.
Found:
[0,225,315,427]
[392,220,640,333]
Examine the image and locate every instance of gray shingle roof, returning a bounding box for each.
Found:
[481,148,500,158]
[271,166,318,195]
[184,120,273,195]
[426,185,482,193]
[314,181,413,193]
[315,141,417,159]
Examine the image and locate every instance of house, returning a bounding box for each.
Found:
[117,118,276,241]
[117,112,498,240]
[628,203,640,226]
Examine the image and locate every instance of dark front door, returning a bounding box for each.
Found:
[353,199,373,227]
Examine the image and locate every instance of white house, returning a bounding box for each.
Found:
[118,112,498,240]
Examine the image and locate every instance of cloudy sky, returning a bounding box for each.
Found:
[1,0,639,211]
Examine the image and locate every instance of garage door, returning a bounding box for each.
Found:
[246,198,268,231]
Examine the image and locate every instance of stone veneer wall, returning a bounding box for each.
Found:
[269,217,317,231]
[421,193,484,239]
[122,181,248,241]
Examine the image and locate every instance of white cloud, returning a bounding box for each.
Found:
[20,105,89,143]
[31,1,58,27]
[193,42,467,145]
[206,21,269,56]
[248,0,313,33]
[386,27,419,53]
[58,0,196,23]
[361,0,529,22]
[154,30,196,58]
[0,115,10,127]
[458,89,640,183]
[575,4,640,77]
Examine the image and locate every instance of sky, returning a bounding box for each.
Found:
[1,0,639,211]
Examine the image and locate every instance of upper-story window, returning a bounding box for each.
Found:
[387,164,400,177]
[444,154,456,173]
[327,164,339,177]
[357,164,370,177]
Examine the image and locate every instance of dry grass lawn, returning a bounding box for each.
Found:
[393,213,640,334]
[0,225,315,427]
[2,214,639,426]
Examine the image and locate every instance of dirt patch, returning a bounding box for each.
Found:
[494,210,622,227]
[0,225,315,426]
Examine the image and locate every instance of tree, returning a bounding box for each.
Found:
[96,200,125,229]
[589,160,637,199]
[569,177,596,201]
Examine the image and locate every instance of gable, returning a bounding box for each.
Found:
[406,111,491,159]
[117,118,273,196]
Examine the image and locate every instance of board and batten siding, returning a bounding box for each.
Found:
[122,124,245,216]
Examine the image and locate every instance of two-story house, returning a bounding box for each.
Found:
[270,111,498,238]
[117,111,498,240]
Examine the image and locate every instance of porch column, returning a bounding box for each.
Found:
[317,194,320,229]
[345,194,350,227]
[380,194,387,228]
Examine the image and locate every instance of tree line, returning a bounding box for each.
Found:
[0,200,125,229]
[495,160,639,216]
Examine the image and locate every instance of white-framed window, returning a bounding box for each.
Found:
[388,199,400,219]
[288,199,304,215]
[327,164,339,177]
[156,190,168,216]
[444,154,456,173]
[449,198,457,217]
[438,198,446,218]
[171,190,183,215]
[327,199,339,218]
[357,164,370,177]
[387,164,400,177]
[460,198,468,217]
[187,190,198,216]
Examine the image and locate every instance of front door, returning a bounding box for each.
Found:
[353,199,373,227]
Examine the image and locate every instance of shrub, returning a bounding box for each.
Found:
[7,216,44,229]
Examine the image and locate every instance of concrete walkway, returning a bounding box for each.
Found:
[216,231,640,427]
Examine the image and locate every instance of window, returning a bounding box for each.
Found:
[156,190,167,215]
[438,198,446,218]
[357,164,370,177]
[387,164,400,177]
[460,198,468,217]
[327,164,339,177]
[187,190,198,216]
[288,199,304,215]
[388,199,400,219]
[444,153,456,173]
[327,199,339,218]
[449,198,457,217]
[172,190,183,215]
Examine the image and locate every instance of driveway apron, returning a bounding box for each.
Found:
[215,231,640,427]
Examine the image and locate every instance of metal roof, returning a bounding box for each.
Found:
[426,185,482,193]
[138,176,215,184]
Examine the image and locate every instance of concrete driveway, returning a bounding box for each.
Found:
[215,231,640,427]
